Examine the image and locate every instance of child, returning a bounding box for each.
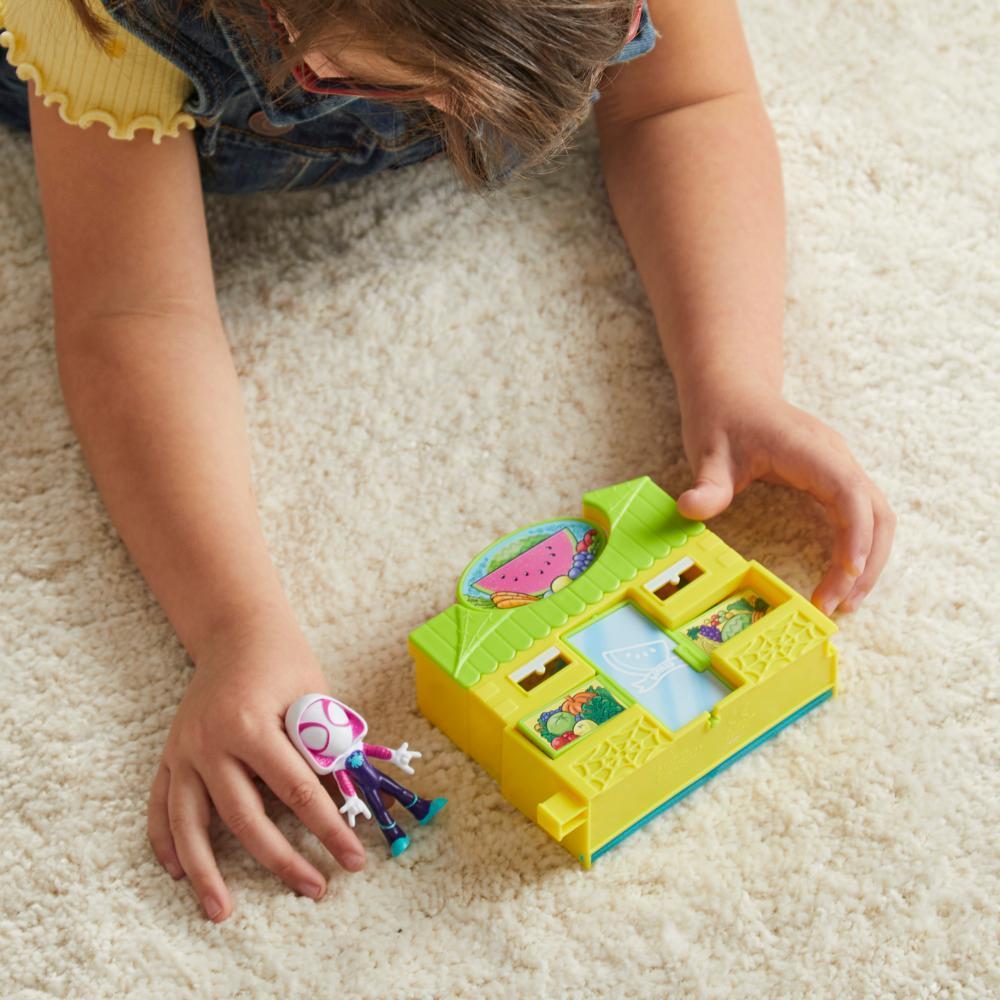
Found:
[0,0,894,921]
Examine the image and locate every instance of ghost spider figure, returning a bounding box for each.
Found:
[285,693,447,857]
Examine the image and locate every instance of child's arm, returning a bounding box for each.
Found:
[594,0,895,615]
[28,91,366,922]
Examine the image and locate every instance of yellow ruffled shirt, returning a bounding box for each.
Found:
[0,0,195,141]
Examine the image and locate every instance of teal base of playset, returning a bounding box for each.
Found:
[589,688,833,862]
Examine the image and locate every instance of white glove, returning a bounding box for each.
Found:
[339,795,371,827]
[389,741,422,775]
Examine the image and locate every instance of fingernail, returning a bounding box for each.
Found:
[297,880,325,900]
[344,852,366,872]
[203,896,223,921]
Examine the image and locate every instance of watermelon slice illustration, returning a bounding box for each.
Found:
[603,640,685,694]
[473,529,577,597]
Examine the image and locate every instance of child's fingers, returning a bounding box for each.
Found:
[245,739,366,873]
[167,764,232,922]
[676,448,735,521]
[804,466,875,615]
[841,490,896,611]
[201,757,328,902]
[147,761,185,880]
[763,417,882,614]
[810,500,873,615]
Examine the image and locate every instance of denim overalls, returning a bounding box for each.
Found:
[0,1,657,195]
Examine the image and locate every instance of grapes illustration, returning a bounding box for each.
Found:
[563,529,600,582]
[685,598,769,649]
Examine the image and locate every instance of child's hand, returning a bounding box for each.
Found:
[147,623,367,922]
[674,386,895,616]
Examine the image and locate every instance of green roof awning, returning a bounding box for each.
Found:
[409,477,704,688]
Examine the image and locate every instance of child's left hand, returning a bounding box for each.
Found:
[674,386,895,616]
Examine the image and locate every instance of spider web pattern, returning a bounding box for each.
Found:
[728,610,824,682]
[572,715,670,792]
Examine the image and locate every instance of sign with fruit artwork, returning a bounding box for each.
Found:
[457,519,605,611]
[517,681,627,757]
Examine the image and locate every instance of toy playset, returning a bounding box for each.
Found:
[408,477,838,867]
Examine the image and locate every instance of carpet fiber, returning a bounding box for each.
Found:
[1,1,997,997]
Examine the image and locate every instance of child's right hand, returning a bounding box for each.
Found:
[146,622,367,922]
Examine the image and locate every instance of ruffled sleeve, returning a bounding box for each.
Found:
[0,0,196,142]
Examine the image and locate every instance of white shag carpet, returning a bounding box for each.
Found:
[1,1,997,997]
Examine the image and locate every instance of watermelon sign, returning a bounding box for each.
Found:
[474,530,576,595]
[458,519,605,611]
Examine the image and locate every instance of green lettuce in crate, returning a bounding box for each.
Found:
[580,686,626,726]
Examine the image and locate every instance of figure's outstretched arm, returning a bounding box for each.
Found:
[333,771,371,827]
[334,770,357,797]
[365,742,422,775]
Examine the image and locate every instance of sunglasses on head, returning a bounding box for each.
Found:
[291,62,428,100]
[260,0,645,100]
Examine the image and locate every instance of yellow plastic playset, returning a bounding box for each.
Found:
[408,477,838,867]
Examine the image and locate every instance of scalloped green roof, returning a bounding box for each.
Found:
[409,477,705,688]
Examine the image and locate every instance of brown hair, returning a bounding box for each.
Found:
[64,0,636,189]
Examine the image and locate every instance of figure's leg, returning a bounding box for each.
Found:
[377,772,448,826]
[358,783,410,856]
